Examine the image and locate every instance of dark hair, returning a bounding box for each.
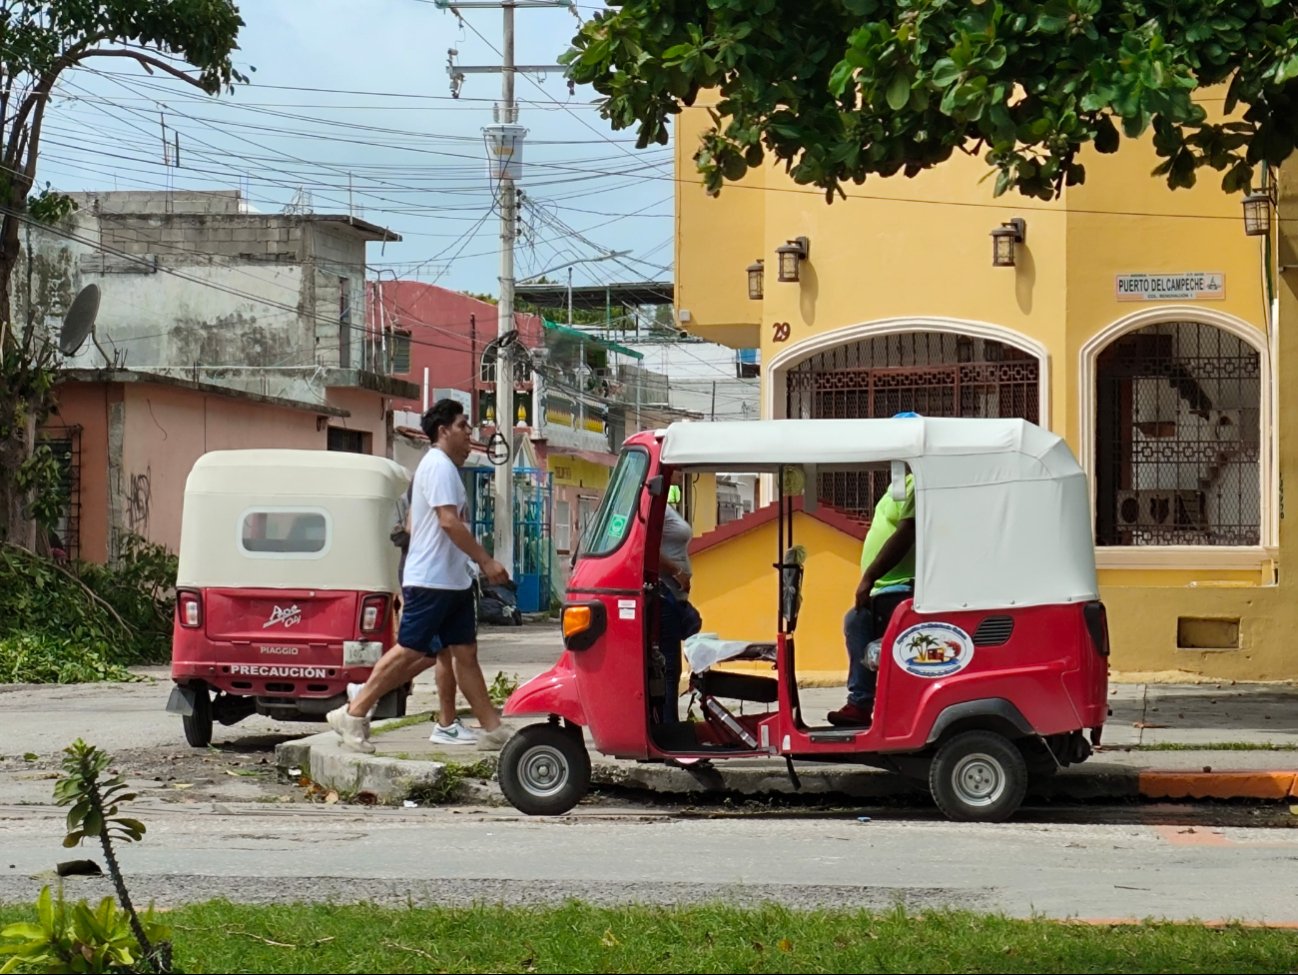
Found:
[421,398,465,443]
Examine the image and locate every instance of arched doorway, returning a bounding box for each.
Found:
[1093,320,1261,547]
[783,331,1041,517]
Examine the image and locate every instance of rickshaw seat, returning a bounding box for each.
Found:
[695,670,778,704]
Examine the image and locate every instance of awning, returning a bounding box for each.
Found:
[542,319,644,360]
[546,445,619,466]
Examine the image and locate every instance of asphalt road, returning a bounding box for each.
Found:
[2,623,1296,922]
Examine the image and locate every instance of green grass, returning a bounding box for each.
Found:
[371,712,435,736]
[4,901,1297,973]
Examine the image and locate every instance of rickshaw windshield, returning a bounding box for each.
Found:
[579,447,649,558]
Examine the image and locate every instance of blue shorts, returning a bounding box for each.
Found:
[398,586,476,655]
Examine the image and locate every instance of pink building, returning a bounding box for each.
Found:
[367,281,544,420]
[40,370,394,563]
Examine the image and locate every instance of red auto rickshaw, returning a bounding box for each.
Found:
[499,417,1109,822]
[166,449,411,746]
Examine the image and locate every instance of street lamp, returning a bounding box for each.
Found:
[747,259,764,300]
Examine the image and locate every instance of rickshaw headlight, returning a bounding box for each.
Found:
[178,590,202,629]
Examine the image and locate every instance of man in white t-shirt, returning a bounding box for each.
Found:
[328,399,512,753]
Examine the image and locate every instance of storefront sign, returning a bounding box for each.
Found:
[1115,272,1224,301]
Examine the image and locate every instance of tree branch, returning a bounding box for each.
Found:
[75,49,211,91]
[2,542,138,639]
[4,29,115,166]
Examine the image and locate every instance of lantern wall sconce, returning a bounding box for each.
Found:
[776,236,810,283]
[746,259,764,300]
[1243,184,1276,237]
[990,217,1027,267]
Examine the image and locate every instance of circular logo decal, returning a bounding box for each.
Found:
[892,621,975,679]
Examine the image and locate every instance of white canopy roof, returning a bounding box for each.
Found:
[660,418,1098,614]
[177,449,411,590]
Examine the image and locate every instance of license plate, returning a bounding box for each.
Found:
[342,641,383,666]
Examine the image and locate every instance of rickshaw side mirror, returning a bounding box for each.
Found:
[889,460,908,502]
[647,475,665,497]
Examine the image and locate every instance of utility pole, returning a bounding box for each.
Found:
[438,0,572,574]
[492,2,519,575]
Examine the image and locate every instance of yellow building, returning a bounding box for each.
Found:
[676,90,1298,680]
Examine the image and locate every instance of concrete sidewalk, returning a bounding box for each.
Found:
[275,622,1298,807]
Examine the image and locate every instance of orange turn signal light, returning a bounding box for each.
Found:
[563,605,593,639]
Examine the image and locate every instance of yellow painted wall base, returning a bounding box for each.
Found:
[691,516,1296,680]
[690,511,861,675]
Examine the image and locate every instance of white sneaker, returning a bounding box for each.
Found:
[476,725,514,752]
[326,705,375,754]
[346,682,376,719]
[429,718,478,746]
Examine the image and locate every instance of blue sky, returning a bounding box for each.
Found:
[40,0,674,299]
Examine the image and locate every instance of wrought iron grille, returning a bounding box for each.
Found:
[1095,322,1261,546]
[785,333,1039,517]
[37,425,81,562]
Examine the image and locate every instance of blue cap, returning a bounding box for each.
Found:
[893,411,921,419]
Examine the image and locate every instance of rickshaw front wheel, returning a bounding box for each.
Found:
[183,683,214,748]
[929,729,1027,823]
[497,722,590,816]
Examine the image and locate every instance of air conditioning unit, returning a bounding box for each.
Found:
[1116,489,1205,529]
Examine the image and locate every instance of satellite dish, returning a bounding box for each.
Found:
[58,284,105,360]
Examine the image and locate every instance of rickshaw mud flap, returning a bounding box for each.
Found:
[923,698,1035,746]
[165,685,196,717]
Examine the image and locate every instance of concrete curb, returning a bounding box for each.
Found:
[1138,770,1298,801]
[279,728,1298,806]
[275,731,451,800]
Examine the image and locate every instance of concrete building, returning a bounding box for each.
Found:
[24,190,416,561]
[673,87,1293,680]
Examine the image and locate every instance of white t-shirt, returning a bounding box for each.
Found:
[403,447,474,590]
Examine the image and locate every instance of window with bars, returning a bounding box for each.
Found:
[1094,322,1261,546]
[38,427,81,562]
[784,332,1039,518]
[390,329,412,374]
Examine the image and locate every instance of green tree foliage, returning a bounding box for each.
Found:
[565,0,1298,200]
[0,1,245,550]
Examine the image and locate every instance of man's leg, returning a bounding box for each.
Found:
[346,646,431,718]
[434,655,458,727]
[436,586,512,749]
[657,589,684,724]
[328,645,434,753]
[843,606,876,707]
[827,606,876,726]
[446,642,501,732]
[330,587,442,751]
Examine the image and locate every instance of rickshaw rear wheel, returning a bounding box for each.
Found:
[183,683,214,748]
[929,729,1027,823]
[498,722,590,816]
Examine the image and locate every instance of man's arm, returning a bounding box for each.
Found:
[437,505,510,584]
[854,518,915,609]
